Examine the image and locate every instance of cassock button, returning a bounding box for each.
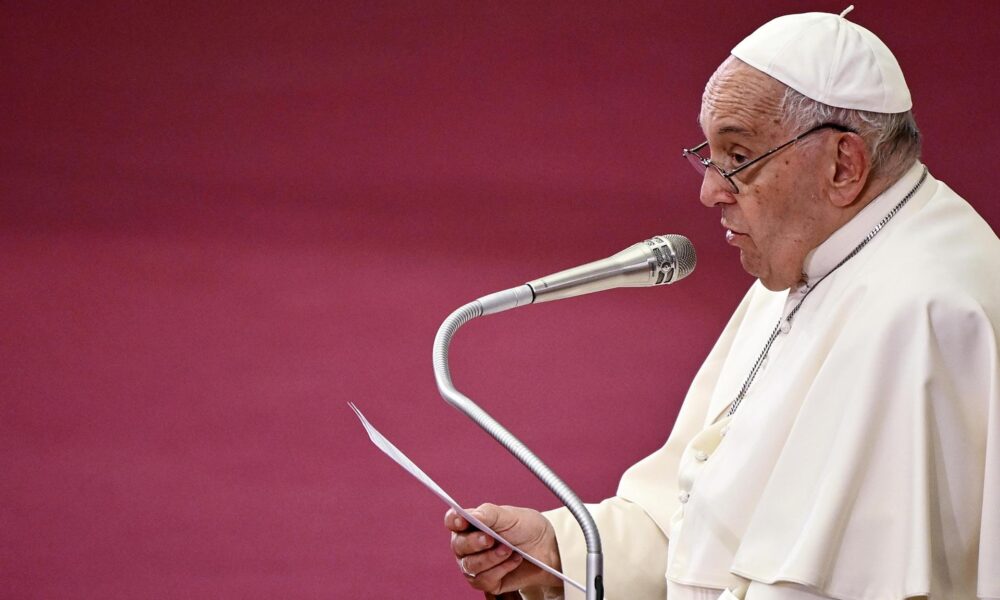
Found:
[779,320,791,334]
[678,490,690,504]
[695,451,708,462]
[720,426,729,438]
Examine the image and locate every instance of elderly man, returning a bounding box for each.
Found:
[446,10,1000,600]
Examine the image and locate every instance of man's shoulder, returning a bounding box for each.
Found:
[862,176,1000,310]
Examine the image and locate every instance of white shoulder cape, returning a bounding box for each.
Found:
[616,169,1000,600]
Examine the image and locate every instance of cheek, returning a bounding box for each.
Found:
[742,179,801,244]
[739,187,773,236]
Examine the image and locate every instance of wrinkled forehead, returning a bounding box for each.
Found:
[699,57,789,138]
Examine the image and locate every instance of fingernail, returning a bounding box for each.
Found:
[478,534,489,547]
[495,545,510,557]
[453,517,462,528]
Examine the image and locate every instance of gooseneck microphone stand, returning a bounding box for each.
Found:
[433,285,604,600]
[433,235,696,600]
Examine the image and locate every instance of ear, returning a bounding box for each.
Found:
[828,133,870,208]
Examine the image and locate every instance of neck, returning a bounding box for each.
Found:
[855,171,897,210]
[818,168,901,248]
[778,170,907,291]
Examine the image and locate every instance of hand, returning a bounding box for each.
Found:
[445,503,562,596]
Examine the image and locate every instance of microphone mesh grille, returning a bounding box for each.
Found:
[664,234,697,282]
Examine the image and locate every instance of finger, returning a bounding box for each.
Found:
[468,502,504,529]
[444,508,470,532]
[451,529,496,557]
[468,554,524,594]
[459,542,514,576]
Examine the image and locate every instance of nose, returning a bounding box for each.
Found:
[699,169,736,208]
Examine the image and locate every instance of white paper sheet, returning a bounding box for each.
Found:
[348,402,585,593]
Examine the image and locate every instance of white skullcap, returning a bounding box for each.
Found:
[731,6,912,113]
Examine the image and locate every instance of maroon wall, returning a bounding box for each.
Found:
[2,2,998,598]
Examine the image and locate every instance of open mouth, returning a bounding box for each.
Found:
[723,221,748,244]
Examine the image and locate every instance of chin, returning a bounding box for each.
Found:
[740,254,791,291]
[757,269,798,291]
[739,252,763,280]
[758,277,792,292]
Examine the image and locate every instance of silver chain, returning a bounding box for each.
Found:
[726,167,929,417]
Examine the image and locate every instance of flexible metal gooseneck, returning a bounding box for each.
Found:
[432,234,696,600]
[433,294,603,600]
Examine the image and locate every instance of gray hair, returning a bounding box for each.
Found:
[778,85,922,182]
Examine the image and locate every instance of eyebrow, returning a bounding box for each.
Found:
[716,124,755,136]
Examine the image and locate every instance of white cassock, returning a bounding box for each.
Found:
[520,162,1000,600]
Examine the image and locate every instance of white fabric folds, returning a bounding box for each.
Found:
[522,167,999,599]
[604,164,1000,600]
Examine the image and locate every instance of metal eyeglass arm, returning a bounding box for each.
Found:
[432,285,603,600]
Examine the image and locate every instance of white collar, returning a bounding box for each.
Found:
[800,161,926,287]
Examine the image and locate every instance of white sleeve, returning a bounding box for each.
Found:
[519,496,668,600]
[742,581,835,600]
[741,581,924,600]
[741,580,1000,600]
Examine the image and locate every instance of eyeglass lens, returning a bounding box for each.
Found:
[684,148,739,193]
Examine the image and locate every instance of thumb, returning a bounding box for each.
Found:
[469,502,515,532]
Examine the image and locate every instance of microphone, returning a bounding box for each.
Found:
[476,234,696,315]
[432,233,695,600]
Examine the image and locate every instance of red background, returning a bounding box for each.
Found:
[2,2,998,598]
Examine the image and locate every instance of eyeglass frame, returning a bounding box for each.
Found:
[682,123,857,193]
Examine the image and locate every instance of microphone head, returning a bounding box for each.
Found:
[645,234,697,284]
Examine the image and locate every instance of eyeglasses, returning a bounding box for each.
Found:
[682,123,855,193]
